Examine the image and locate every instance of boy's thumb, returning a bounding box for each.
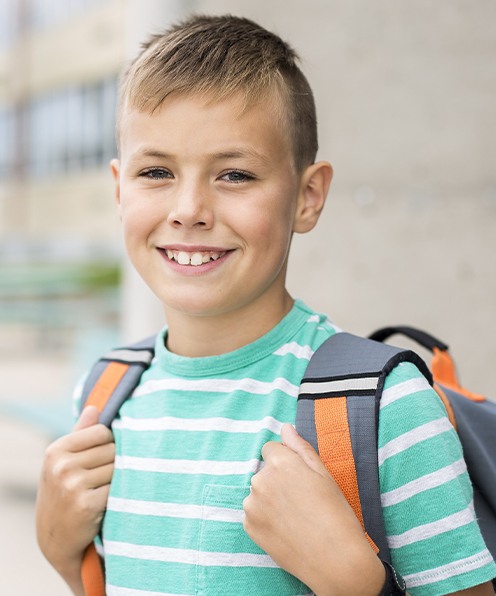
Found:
[280,423,328,476]
[73,405,100,431]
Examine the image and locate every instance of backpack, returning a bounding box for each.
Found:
[78,326,496,596]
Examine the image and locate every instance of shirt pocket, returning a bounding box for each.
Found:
[195,484,310,596]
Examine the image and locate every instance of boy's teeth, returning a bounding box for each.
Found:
[167,250,225,266]
[177,251,190,265]
[190,252,203,266]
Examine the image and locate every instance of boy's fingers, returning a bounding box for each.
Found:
[84,462,115,490]
[75,440,116,469]
[73,405,101,432]
[280,423,328,476]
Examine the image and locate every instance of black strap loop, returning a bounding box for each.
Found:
[369,326,449,353]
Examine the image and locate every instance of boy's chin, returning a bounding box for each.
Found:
[160,295,236,320]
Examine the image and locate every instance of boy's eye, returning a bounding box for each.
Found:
[139,168,173,180]
[220,170,254,184]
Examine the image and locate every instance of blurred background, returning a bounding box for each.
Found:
[0,0,494,592]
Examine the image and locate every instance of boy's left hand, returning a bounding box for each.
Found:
[243,423,385,596]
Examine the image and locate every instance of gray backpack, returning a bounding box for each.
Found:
[79,326,496,591]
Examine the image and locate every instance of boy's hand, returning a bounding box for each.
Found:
[36,406,115,594]
[243,424,385,596]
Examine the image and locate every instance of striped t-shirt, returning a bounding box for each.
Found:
[82,300,495,595]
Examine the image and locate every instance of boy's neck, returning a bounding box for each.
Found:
[164,291,294,357]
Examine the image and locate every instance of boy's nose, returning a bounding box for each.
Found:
[166,189,213,229]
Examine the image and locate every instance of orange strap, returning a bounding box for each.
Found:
[79,361,130,594]
[432,348,485,402]
[81,543,105,596]
[314,397,379,554]
[85,361,130,413]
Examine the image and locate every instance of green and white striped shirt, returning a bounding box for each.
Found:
[80,300,495,595]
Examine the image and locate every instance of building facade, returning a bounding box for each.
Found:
[0,0,495,392]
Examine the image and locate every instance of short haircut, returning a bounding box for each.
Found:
[117,14,318,171]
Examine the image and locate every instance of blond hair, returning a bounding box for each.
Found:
[117,14,318,171]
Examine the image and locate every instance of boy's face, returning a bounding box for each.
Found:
[112,92,321,326]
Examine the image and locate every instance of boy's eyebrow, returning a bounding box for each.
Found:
[130,147,267,162]
[132,148,171,160]
[211,148,266,161]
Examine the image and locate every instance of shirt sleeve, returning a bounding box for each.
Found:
[378,361,496,595]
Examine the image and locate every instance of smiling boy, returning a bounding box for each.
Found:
[113,92,317,353]
[36,15,495,596]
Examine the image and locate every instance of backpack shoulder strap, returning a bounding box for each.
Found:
[296,332,431,562]
[80,335,156,427]
[79,335,156,595]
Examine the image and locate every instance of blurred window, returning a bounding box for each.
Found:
[0,108,16,179]
[102,77,118,163]
[29,0,101,30]
[26,78,117,178]
[82,84,103,168]
[0,0,19,48]
[66,89,84,171]
[0,0,104,44]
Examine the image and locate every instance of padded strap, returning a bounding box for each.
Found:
[296,332,432,562]
[81,543,105,596]
[79,335,156,594]
[80,336,156,427]
[313,396,379,554]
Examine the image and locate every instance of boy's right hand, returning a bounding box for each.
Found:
[243,424,385,596]
[36,405,115,594]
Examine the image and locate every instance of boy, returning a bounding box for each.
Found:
[36,15,495,596]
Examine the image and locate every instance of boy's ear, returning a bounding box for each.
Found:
[293,161,333,233]
[110,158,122,210]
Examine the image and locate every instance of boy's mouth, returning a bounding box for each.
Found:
[161,249,227,267]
